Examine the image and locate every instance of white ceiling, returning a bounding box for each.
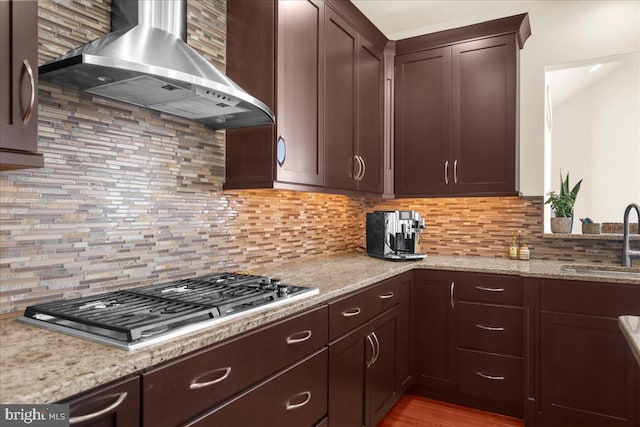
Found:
[351,0,537,40]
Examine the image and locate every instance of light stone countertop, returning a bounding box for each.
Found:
[619,316,640,367]
[1,253,639,404]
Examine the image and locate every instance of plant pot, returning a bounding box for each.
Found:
[551,217,572,233]
[582,222,601,234]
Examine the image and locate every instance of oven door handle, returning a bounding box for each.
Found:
[69,392,128,425]
[189,367,232,390]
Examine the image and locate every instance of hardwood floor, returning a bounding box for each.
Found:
[378,394,524,427]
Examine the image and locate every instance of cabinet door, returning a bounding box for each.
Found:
[540,312,636,427]
[276,0,324,186]
[413,270,457,390]
[324,8,357,191]
[329,322,368,427]
[395,273,413,393]
[63,377,140,427]
[395,47,451,196]
[367,308,398,427]
[357,37,383,194]
[451,35,516,195]
[0,0,41,170]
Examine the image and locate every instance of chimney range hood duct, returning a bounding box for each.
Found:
[39,0,274,130]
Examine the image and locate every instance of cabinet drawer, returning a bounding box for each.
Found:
[143,305,328,427]
[62,376,140,427]
[540,279,640,317]
[329,279,398,341]
[188,349,328,427]
[457,273,522,306]
[458,303,523,357]
[458,349,523,406]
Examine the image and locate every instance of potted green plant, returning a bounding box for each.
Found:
[545,172,582,233]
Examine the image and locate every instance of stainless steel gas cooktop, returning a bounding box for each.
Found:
[18,273,318,350]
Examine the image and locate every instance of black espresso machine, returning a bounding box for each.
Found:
[366,210,426,261]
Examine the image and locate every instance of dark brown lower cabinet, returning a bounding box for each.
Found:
[412,270,525,418]
[413,270,458,391]
[188,349,328,427]
[329,307,398,427]
[538,279,640,427]
[395,274,413,393]
[61,376,140,427]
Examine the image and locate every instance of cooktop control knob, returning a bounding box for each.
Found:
[277,283,289,297]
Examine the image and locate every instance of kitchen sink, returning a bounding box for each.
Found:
[561,264,640,275]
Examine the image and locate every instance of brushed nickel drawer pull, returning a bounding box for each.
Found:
[476,372,505,381]
[476,324,505,331]
[342,307,361,317]
[286,330,312,344]
[286,391,311,410]
[22,59,35,123]
[359,155,366,181]
[476,286,505,292]
[69,392,127,425]
[378,292,394,299]
[189,367,232,390]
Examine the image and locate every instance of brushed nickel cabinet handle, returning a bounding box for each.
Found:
[286,391,311,410]
[366,333,376,368]
[22,59,35,123]
[444,160,449,184]
[450,281,455,309]
[359,155,366,181]
[353,155,362,181]
[286,330,312,344]
[371,331,380,365]
[476,372,505,381]
[342,307,361,317]
[378,292,394,299]
[69,392,127,425]
[189,367,232,390]
[454,159,458,184]
[476,324,505,331]
[476,286,505,292]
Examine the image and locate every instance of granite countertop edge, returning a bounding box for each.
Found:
[619,316,640,367]
[2,253,639,404]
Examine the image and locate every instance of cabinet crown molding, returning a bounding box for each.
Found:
[395,13,531,55]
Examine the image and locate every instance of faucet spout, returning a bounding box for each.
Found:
[622,203,640,267]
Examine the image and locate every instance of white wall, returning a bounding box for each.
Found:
[355,0,640,196]
[518,1,639,196]
[550,60,640,225]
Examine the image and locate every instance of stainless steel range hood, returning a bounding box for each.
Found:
[39,0,274,130]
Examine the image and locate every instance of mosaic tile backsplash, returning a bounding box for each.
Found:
[0,0,627,314]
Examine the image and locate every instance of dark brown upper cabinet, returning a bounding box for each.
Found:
[225,0,385,195]
[0,0,43,171]
[324,8,383,194]
[394,14,530,198]
[225,0,324,190]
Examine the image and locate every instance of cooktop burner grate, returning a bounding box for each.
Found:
[23,291,219,342]
[19,272,319,349]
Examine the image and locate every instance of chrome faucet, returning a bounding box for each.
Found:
[622,203,640,267]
